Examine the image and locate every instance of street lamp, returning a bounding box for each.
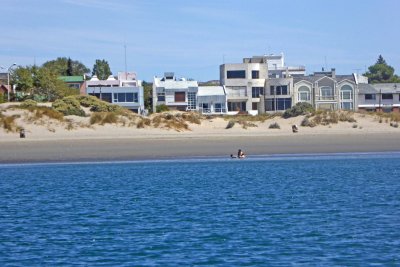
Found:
[6,63,17,102]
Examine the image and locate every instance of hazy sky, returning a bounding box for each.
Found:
[1,0,399,81]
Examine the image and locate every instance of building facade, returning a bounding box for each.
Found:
[358,83,400,112]
[293,69,358,111]
[85,73,144,113]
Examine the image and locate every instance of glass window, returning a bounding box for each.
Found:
[265,98,291,111]
[175,92,185,102]
[118,93,125,102]
[252,87,264,98]
[228,102,246,112]
[341,102,352,110]
[382,93,393,100]
[365,94,376,100]
[270,86,275,95]
[157,93,165,101]
[126,93,134,102]
[321,86,333,100]
[227,70,246,79]
[252,70,259,79]
[281,85,288,95]
[298,86,310,101]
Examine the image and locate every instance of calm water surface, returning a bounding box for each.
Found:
[1,154,400,266]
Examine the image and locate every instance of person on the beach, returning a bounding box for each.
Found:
[230,154,237,158]
[238,149,245,159]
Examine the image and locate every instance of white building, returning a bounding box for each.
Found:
[197,86,227,114]
[85,72,144,113]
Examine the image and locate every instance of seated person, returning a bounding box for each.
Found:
[238,149,246,158]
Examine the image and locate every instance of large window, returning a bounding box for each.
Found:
[266,98,292,111]
[382,93,393,100]
[114,93,138,103]
[228,101,246,112]
[174,92,186,102]
[341,102,353,110]
[252,87,264,98]
[365,94,376,100]
[252,70,259,79]
[320,86,334,100]
[227,70,246,79]
[298,86,311,101]
[187,92,197,110]
[270,85,288,95]
[340,85,353,100]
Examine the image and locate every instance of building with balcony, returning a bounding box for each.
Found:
[265,53,306,78]
[85,72,144,113]
[293,69,358,111]
[358,83,400,112]
[197,86,227,114]
[220,56,268,115]
[153,72,198,112]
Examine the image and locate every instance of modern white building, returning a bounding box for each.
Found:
[220,56,268,115]
[197,86,227,114]
[265,53,306,78]
[85,72,144,113]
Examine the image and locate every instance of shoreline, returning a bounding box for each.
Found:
[1,133,400,164]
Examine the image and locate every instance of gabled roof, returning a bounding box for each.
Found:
[59,76,84,83]
[358,83,378,94]
[293,74,355,84]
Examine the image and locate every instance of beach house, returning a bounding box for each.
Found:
[293,69,358,111]
[197,86,227,114]
[85,72,144,113]
[152,72,199,112]
[358,83,400,112]
[220,54,305,114]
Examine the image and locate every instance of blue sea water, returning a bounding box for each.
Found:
[1,153,400,266]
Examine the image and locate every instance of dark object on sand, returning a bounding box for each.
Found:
[20,129,26,138]
[292,125,298,133]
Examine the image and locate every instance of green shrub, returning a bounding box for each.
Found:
[282,102,314,118]
[0,93,5,104]
[20,99,38,109]
[156,104,169,113]
[52,97,85,117]
[0,113,19,132]
[74,95,100,107]
[269,122,280,129]
[301,117,316,127]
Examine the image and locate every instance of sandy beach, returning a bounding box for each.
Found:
[1,103,400,163]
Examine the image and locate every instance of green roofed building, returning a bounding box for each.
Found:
[58,75,86,94]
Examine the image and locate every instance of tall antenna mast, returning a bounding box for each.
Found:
[124,42,127,73]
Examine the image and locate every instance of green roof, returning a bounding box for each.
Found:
[58,76,84,82]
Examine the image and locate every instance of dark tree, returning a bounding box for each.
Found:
[92,59,112,80]
[42,57,90,76]
[67,58,73,76]
[364,55,400,83]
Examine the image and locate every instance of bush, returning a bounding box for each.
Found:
[52,97,86,117]
[269,122,280,129]
[156,104,169,113]
[282,102,314,118]
[74,95,100,107]
[301,117,316,127]
[0,93,5,104]
[90,112,118,125]
[90,102,123,113]
[226,120,235,129]
[0,112,19,132]
[20,99,38,109]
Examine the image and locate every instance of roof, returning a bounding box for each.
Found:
[59,76,84,83]
[154,77,198,89]
[293,74,355,84]
[358,83,378,94]
[198,86,225,96]
[372,83,400,93]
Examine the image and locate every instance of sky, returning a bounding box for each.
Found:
[1,0,399,81]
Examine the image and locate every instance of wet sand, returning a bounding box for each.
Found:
[1,133,400,163]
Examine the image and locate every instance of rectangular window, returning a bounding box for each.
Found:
[227,70,246,79]
[252,70,259,79]
[270,86,275,95]
[265,98,292,111]
[365,94,376,100]
[252,87,264,98]
[214,103,222,112]
[157,93,165,101]
[175,92,186,102]
[341,91,352,100]
[228,102,246,112]
[382,93,393,100]
[281,85,288,95]
[118,93,125,102]
[126,93,134,102]
[252,102,258,110]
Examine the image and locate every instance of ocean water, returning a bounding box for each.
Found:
[1,153,400,266]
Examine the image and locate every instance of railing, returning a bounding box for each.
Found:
[199,108,227,114]
[318,96,337,101]
[226,89,247,97]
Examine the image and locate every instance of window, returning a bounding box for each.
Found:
[320,86,334,100]
[227,70,246,79]
[270,85,288,95]
[365,94,376,100]
[187,92,197,110]
[382,93,393,100]
[340,85,353,100]
[228,102,246,112]
[114,93,138,103]
[298,86,311,101]
[214,103,225,113]
[252,87,264,98]
[270,86,275,95]
[175,92,185,102]
[157,92,165,101]
[252,70,259,79]
[266,98,292,111]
